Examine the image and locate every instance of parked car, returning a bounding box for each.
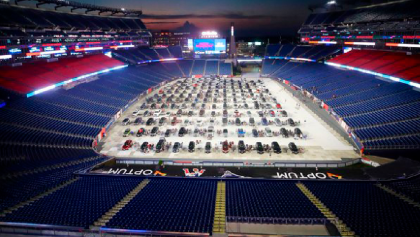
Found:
[132,110,141,117]
[262,117,268,126]
[288,118,295,127]
[265,127,272,137]
[133,117,142,125]
[280,128,288,138]
[199,109,205,116]
[211,111,216,117]
[146,118,154,126]
[188,141,195,152]
[165,129,171,137]
[122,118,130,126]
[235,118,241,126]
[249,118,255,126]
[222,141,229,153]
[122,140,133,150]
[238,128,245,137]
[256,142,264,154]
[223,129,228,137]
[177,109,183,116]
[140,142,148,152]
[205,142,212,153]
[155,138,165,153]
[222,118,228,126]
[172,142,181,153]
[275,118,282,126]
[281,110,288,117]
[143,110,150,117]
[188,111,194,117]
[150,127,159,136]
[178,127,186,137]
[289,142,299,154]
[272,142,281,154]
[123,128,131,137]
[252,129,259,138]
[136,128,145,137]
[158,117,167,126]
[154,109,162,117]
[238,140,246,154]
[294,128,302,137]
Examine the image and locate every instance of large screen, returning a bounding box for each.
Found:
[193,39,226,54]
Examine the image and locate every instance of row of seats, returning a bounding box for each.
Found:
[0,54,125,94]
[264,59,420,150]
[328,50,420,83]
[265,44,340,60]
[0,4,146,30]
[305,182,420,237]
[303,1,420,25]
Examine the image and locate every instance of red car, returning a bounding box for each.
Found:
[222,141,229,153]
[276,103,282,109]
[122,140,133,150]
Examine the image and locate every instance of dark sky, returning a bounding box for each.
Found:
[74,0,330,36]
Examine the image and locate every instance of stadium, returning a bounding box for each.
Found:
[0,0,420,236]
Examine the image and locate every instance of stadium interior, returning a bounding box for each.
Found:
[1,0,420,236]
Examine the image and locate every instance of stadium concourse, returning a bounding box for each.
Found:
[1,0,420,236]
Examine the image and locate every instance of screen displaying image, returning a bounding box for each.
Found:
[193,39,226,54]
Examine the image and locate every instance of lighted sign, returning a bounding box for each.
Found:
[0,55,12,60]
[201,31,219,38]
[44,46,55,51]
[255,42,262,46]
[386,43,420,48]
[309,41,337,45]
[29,47,41,53]
[193,39,226,54]
[8,48,22,55]
[344,42,375,46]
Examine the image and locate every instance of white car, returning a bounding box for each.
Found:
[122,118,130,126]
[265,127,273,137]
[154,109,162,117]
[132,110,141,117]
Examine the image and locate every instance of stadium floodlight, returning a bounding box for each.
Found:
[121,8,125,11]
[327,0,336,5]
[386,43,420,48]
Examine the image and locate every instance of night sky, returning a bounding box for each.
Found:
[74,0,331,36]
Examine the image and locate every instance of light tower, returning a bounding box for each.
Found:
[230,22,236,59]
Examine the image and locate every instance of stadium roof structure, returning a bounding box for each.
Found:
[12,0,142,16]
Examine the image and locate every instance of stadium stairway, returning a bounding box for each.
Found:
[213,181,226,234]
[0,177,80,217]
[92,179,150,228]
[203,61,208,75]
[296,183,355,236]
[375,183,420,208]
[189,60,195,76]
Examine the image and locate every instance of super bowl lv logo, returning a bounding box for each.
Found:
[183,168,206,177]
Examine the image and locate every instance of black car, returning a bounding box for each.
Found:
[244,103,249,109]
[289,142,299,154]
[235,118,241,126]
[211,111,216,117]
[158,117,166,126]
[150,127,159,136]
[177,109,183,116]
[288,118,295,126]
[140,142,148,152]
[188,111,194,117]
[212,104,217,109]
[151,103,157,109]
[133,117,142,125]
[238,140,246,154]
[272,142,282,154]
[140,103,147,109]
[172,142,181,153]
[294,128,302,136]
[252,129,258,138]
[280,128,288,138]
[146,118,154,126]
[156,139,165,153]
[256,142,264,154]
[281,110,288,117]
[178,127,186,137]
[165,129,171,137]
[254,102,259,109]
[143,110,149,117]
[205,142,212,153]
[188,141,195,152]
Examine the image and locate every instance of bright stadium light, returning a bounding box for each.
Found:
[327,0,336,5]
[121,8,125,11]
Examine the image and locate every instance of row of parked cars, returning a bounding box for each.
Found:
[123,139,299,155]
